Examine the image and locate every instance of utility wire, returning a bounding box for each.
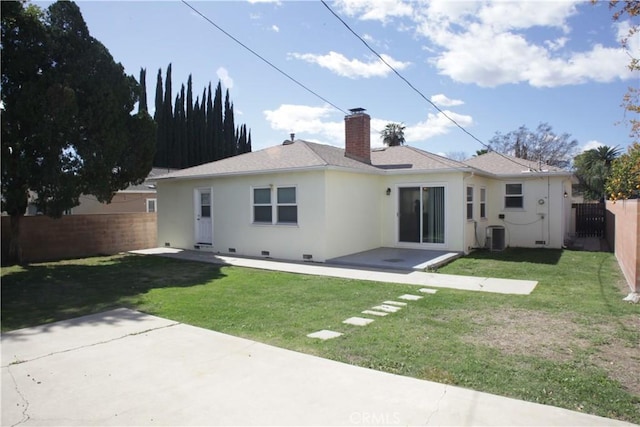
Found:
[181,0,348,115]
[320,0,542,172]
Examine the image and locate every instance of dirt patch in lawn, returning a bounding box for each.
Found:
[458,309,640,395]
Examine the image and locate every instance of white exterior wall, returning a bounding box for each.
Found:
[380,172,466,252]
[324,170,383,259]
[157,170,329,261]
[483,175,568,249]
[463,175,493,251]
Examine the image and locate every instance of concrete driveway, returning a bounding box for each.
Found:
[2,309,635,426]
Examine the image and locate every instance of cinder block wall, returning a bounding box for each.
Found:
[606,200,640,292]
[1,213,157,264]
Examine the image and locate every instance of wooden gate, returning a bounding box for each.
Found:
[573,203,605,237]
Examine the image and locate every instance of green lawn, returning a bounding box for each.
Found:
[2,249,639,423]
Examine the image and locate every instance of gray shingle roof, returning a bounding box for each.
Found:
[371,145,469,171]
[463,151,569,175]
[156,141,475,181]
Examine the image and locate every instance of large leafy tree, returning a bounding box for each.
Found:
[573,145,621,201]
[488,123,578,169]
[1,1,156,263]
[380,123,406,146]
[606,143,640,202]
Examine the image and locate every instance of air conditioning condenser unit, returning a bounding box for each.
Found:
[486,225,506,251]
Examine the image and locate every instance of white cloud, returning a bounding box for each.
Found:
[413,0,635,88]
[216,67,234,89]
[405,110,473,142]
[582,140,604,152]
[263,104,473,148]
[271,24,279,32]
[335,0,413,23]
[544,37,568,51]
[289,51,410,79]
[430,94,464,107]
[264,104,344,144]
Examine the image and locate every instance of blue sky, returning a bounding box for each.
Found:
[38,0,639,159]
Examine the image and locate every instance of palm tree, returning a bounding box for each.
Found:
[380,123,406,146]
[574,145,621,201]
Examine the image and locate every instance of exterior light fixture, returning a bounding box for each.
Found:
[563,192,568,198]
[386,188,391,196]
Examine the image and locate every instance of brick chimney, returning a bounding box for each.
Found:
[344,108,371,164]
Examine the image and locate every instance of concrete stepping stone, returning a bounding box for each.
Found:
[383,300,407,306]
[372,304,402,313]
[419,288,438,294]
[307,330,343,340]
[362,310,388,317]
[398,294,423,301]
[342,317,374,326]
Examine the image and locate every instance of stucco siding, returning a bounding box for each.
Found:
[157,171,328,261]
[324,171,383,259]
[381,172,466,252]
[484,176,568,249]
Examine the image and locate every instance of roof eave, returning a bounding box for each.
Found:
[155,164,332,181]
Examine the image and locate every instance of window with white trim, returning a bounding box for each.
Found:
[252,186,297,224]
[505,183,523,208]
[146,198,157,213]
[480,188,487,219]
[253,187,272,223]
[277,187,297,224]
[466,186,473,220]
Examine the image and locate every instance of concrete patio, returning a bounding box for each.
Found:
[327,247,461,271]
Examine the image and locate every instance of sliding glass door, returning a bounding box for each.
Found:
[398,186,445,245]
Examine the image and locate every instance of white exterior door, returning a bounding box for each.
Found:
[195,188,213,245]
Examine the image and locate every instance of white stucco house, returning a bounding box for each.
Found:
[155,109,573,262]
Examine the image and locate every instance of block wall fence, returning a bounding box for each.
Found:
[606,199,640,293]
[1,213,157,264]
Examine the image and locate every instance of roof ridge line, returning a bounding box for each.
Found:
[297,140,332,166]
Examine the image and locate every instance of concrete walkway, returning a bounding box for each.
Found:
[2,309,635,427]
[130,248,538,295]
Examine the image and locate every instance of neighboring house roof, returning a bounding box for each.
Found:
[463,152,571,177]
[123,167,177,192]
[156,141,473,181]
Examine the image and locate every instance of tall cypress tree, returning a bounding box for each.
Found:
[163,64,173,167]
[213,82,224,161]
[151,67,251,168]
[138,68,148,114]
[198,87,207,162]
[173,87,184,169]
[186,75,194,167]
[205,84,214,163]
[223,89,235,159]
[153,68,165,167]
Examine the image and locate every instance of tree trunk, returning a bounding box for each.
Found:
[8,213,23,265]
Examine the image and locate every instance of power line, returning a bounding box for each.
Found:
[181,0,348,115]
[320,0,541,172]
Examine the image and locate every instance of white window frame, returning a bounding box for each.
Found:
[251,186,298,225]
[480,187,487,219]
[505,182,524,209]
[252,186,273,224]
[146,198,157,213]
[276,186,298,224]
[466,186,474,220]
